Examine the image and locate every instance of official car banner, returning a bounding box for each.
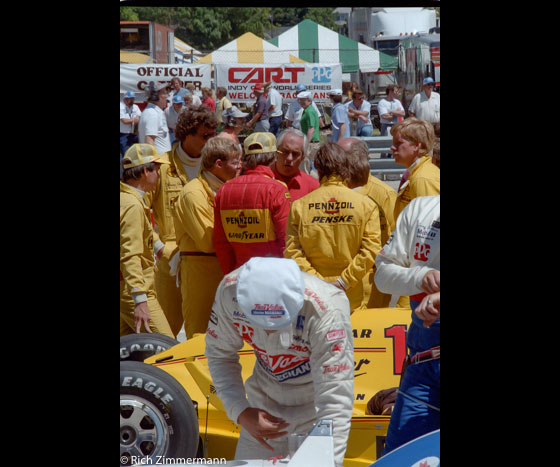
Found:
[215,63,342,104]
[120,64,211,101]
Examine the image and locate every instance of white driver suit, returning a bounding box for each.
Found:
[374,195,440,299]
[205,270,354,467]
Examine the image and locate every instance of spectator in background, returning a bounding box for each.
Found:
[215,86,232,133]
[183,93,193,107]
[346,87,374,137]
[272,128,319,202]
[201,87,216,112]
[173,136,242,338]
[143,105,218,338]
[390,117,439,220]
[213,132,291,275]
[120,91,142,157]
[264,81,283,137]
[247,83,270,132]
[169,77,190,104]
[218,106,249,148]
[378,84,405,158]
[328,89,350,143]
[284,142,382,311]
[138,81,172,155]
[296,91,321,177]
[408,77,440,125]
[165,95,184,145]
[186,84,202,106]
[286,84,325,130]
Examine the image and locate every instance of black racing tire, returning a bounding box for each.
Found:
[120,361,199,466]
[120,333,180,362]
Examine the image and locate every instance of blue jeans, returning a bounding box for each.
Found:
[120,133,138,157]
[382,300,440,456]
[269,116,283,137]
[380,124,394,158]
[357,124,373,137]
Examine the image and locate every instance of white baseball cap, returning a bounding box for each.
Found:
[329,89,342,96]
[236,257,305,331]
[296,91,311,99]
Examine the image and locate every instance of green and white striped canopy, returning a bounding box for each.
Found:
[268,19,380,73]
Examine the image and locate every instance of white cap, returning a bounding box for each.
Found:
[297,91,311,99]
[236,257,305,331]
[329,88,342,96]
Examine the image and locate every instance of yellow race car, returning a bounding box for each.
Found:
[120,306,411,466]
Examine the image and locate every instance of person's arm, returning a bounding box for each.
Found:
[338,199,382,290]
[212,193,237,275]
[120,203,153,333]
[204,280,250,424]
[144,135,157,146]
[414,291,440,327]
[374,200,437,296]
[176,184,216,253]
[308,289,354,467]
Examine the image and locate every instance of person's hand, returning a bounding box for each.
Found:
[415,292,440,328]
[366,387,398,415]
[237,407,290,451]
[155,245,165,260]
[421,270,440,294]
[134,301,153,333]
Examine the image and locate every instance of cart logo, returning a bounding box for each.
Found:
[228,67,305,84]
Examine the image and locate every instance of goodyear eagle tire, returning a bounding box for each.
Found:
[120,333,179,362]
[120,361,199,466]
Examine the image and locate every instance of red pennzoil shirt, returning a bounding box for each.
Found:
[213,165,291,275]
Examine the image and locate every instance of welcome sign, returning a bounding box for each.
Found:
[215,63,342,103]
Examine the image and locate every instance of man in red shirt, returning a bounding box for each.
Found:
[272,129,319,202]
[213,132,291,275]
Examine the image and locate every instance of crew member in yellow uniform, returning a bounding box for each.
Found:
[172,137,242,338]
[284,142,383,311]
[341,138,408,309]
[144,105,219,337]
[390,117,440,219]
[120,144,173,337]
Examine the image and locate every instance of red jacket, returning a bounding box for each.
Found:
[272,166,320,202]
[213,165,291,274]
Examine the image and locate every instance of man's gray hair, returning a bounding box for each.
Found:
[277,128,308,156]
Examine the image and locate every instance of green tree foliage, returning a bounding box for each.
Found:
[119,7,337,51]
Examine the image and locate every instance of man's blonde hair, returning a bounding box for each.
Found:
[201,136,241,170]
[391,117,435,156]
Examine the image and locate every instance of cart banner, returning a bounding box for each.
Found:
[120,64,211,101]
[215,63,342,103]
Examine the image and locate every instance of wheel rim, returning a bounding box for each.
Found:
[120,395,169,465]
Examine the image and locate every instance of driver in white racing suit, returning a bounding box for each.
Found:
[205,257,354,467]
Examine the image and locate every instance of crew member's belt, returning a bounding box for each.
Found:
[410,346,440,365]
[180,251,216,257]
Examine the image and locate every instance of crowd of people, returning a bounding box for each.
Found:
[120,77,440,464]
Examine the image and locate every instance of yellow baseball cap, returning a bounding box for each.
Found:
[122,144,164,169]
[243,132,277,155]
